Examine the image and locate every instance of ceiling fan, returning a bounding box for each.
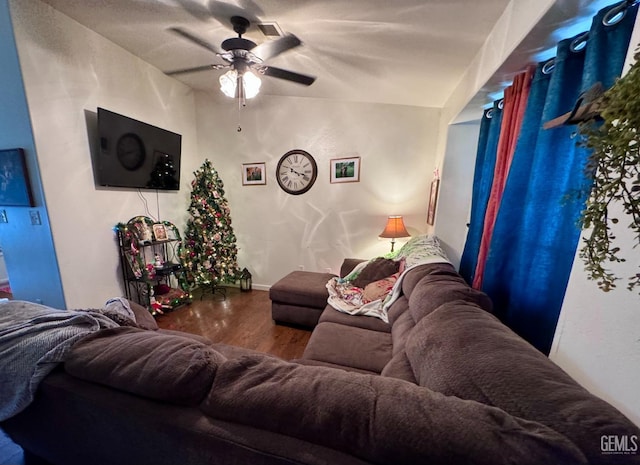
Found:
[166,15,316,102]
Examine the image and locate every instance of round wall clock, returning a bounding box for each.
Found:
[116,133,146,171]
[276,149,318,195]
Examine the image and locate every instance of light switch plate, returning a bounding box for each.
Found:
[30,210,41,225]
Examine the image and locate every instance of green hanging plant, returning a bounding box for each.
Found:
[577,48,640,294]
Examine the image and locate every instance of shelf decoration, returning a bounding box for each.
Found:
[115,216,191,314]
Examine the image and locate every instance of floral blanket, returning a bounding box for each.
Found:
[326,235,450,322]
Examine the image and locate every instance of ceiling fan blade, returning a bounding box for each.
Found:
[261,66,316,86]
[169,27,222,55]
[251,34,301,62]
[165,64,227,76]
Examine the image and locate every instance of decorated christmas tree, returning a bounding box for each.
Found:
[180,159,241,288]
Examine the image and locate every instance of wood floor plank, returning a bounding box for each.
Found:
[156,288,312,360]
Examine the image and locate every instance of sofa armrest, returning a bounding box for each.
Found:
[340,259,367,278]
[127,299,158,330]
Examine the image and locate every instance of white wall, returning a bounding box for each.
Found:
[550,17,640,427]
[195,93,441,288]
[10,0,201,308]
[435,121,481,269]
[9,0,442,299]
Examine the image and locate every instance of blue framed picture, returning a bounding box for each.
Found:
[0,148,34,207]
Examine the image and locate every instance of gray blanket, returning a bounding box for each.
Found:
[0,300,120,421]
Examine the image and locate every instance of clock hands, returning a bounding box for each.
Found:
[289,167,309,181]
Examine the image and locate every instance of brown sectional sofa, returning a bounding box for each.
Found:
[3,260,639,465]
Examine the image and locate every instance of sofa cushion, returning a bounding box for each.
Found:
[390,310,415,355]
[340,258,367,278]
[408,273,492,322]
[318,305,391,333]
[201,355,586,465]
[405,301,640,464]
[400,262,457,297]
[351,258,400,289]
[293,358,379,375]
[302,322,392,373]
[380,351,417,384]
[158,328,212,344]
[65,327,224,406]
[128,299,158,330]
[386,294,410,326]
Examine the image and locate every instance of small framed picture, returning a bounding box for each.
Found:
[0,148,34,207]
[242,162,267,186]
[131,218,153,244]
[427,178,440,225]
[330,157,360,184]
[152,223,168,241]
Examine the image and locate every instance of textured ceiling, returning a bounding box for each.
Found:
[38,0,512,108]
[38,0,621,110]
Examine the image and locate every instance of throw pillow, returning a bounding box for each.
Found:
[352,258,400,289]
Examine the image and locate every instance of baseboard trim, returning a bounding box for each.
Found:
[252,284,271,291]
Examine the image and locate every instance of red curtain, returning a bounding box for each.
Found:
[472,67,534,289]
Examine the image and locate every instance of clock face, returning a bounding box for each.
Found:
[116,133,146,171]
[276,150,318,195]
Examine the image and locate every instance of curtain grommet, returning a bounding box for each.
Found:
[602,1,635,26]
[542,58,555,75]
[570,32,589,52]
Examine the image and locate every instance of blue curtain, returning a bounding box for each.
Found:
[458,101,503,284]
[480,1,638,354]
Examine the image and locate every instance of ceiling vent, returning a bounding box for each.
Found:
[257,22,284,37]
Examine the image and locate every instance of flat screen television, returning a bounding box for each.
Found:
[95,108,182,190]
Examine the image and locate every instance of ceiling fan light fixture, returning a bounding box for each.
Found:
[219,69,261,99]
[219,69,238,98]
[243,71,261,98]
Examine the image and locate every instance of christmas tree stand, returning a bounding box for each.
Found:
[199,284,227,301]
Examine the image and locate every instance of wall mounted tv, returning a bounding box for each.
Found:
[95,108,182,190]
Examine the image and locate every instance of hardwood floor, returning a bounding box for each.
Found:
[156,287,312,360]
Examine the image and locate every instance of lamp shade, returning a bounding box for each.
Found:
[379,216,410,239]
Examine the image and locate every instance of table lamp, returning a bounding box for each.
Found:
[379,216,410,252]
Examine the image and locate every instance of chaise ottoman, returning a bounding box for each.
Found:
[269,270,337,327]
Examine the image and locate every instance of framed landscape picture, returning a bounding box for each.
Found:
[330,156,360,184]
[0,148,34,207]
[242,162,266,186]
